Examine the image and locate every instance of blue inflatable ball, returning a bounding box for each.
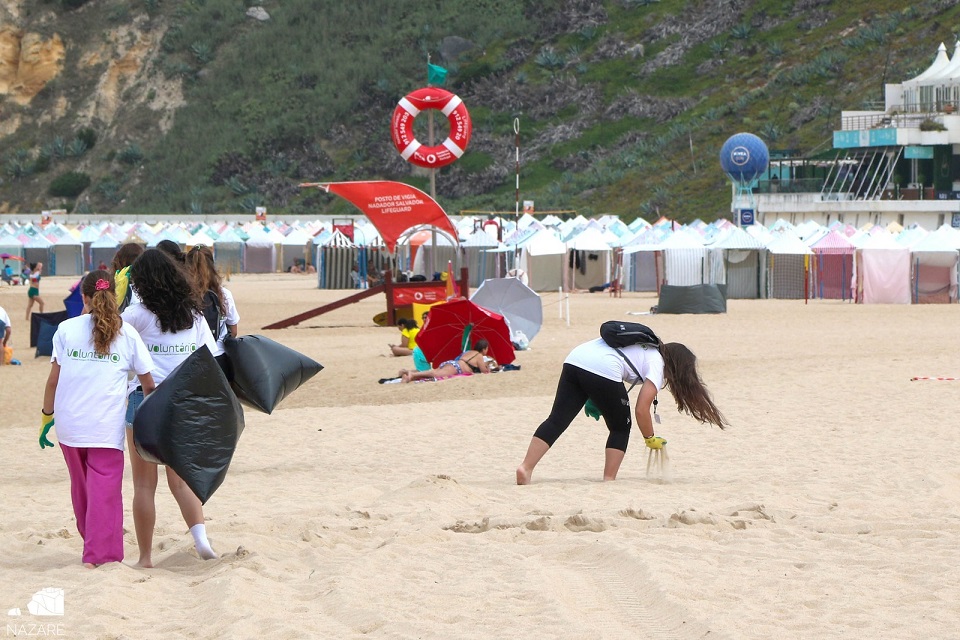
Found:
[719,133,769,184]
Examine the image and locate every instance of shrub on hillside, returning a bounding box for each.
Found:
[49,171,91,197]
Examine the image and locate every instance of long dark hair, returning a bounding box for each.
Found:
[130,249,202,333]
[186,245,225,314]
[112,243,144,272]
[156,239,186,264]
[81,270,121,355]
[661,342,728,429]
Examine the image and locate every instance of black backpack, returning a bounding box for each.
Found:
[600,321,661,350]
[599,321,662,395]
[201,289,224,340]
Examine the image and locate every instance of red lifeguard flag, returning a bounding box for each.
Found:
[302,181,459,253]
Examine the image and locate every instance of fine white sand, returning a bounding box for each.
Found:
[1,274,958,639]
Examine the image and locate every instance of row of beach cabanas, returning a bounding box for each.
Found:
[2,214,958,303]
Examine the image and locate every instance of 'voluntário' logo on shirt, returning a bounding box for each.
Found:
[68,349,121,364]
[148,343,198,354]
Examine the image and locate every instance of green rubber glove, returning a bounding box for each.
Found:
[39,412,55,449]
[644,435,667,450]
[584,398,601,421]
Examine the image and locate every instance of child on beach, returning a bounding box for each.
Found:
[24,262,44,320]
[122,249,219,567]
[41,270,156,567]
[185,244,240,379]
[516,336,727,484]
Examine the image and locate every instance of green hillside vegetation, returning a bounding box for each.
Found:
[1,0,957,223]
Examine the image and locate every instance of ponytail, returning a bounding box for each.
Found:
[81,270,122,356]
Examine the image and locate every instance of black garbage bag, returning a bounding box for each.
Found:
[223,334,323,415]
[133,345,245,504]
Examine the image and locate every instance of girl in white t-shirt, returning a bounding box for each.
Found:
[41,270,156,568]
[122,249,219,568]
[185,245,240,379]
[516,335,728,485]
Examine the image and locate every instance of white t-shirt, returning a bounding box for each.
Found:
[0,305,10,331]
[121,305,217,391]
[564,338,665,389]
[214,287,240,356]
[51,315,153,449]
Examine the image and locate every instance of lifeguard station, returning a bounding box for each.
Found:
[263,180,466,330]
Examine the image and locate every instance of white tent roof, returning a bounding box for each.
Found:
[766,233,813,255]
[708,225,766,250]
[911,226,960,252]
[566,227,612,251]
[523,230,566,256]
[933,41,960,81]
[190,231,217,246]
[906,42,950,84]
[851,231,899,250]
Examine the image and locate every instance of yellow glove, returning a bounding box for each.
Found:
[39,411,55,449]
[644,435,667,450]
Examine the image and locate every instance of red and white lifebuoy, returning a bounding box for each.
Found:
[391,87,472,169]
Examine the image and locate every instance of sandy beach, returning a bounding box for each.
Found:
[1,273,958,639]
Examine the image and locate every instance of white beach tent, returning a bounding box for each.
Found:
[279,227,313,271]
[518,229,566,292]
[0,232,24,263]
[909,226,960,303]
[565,226,612,290]
[854,231,911,304]
[243,227,278,273]
[213,227,245,274]
[461,229,501,287]
[90,234,120,272]
[620,227,665,292]
[708,225,767,299]
[22,231,54,274]
[51,233,83,276]
[765,233,813,299]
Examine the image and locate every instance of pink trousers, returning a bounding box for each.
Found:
[60,444,125,564]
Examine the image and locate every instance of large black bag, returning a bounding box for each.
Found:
[223,335,323,414]
[133,345,245,504]
[599,321,661,349]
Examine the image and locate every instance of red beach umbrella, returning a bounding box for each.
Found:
[416,298,516,368]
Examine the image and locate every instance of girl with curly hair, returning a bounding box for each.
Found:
[122,249,219,567]
[41,270,156,567]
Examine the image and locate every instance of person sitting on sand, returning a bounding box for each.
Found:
[400,339,492,382]
[389,318,420,357]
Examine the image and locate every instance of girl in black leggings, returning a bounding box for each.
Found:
[516,337,727,484]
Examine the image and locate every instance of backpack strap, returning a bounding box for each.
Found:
[614,346,659,412]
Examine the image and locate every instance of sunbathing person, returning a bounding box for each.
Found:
[400,339,491,382]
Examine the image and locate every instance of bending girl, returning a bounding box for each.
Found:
[516,337,727,484]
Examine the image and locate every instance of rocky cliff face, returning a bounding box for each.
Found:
[0,0,185,211]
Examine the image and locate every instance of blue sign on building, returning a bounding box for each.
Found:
[833,128,897,148]
[738,209,755,226]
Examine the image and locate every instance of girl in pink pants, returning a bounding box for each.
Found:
[41,270,155,568]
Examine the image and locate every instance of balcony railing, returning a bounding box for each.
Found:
[840,113,944,131]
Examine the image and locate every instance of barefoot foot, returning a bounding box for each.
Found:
[516,465,532,485]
